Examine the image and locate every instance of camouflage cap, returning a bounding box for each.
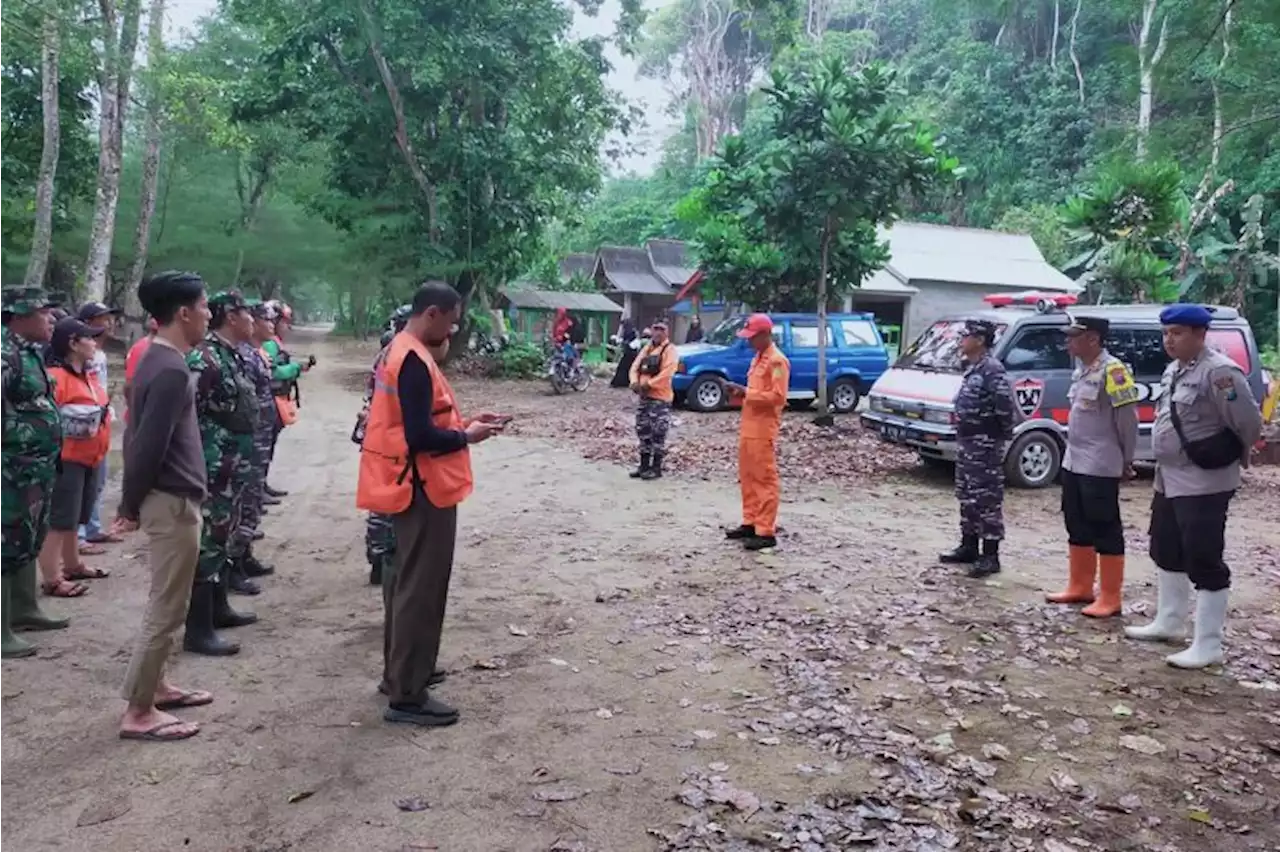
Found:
[1,286,62,316]
[208,290,249,311]
[961,319,998,345]
[247,298,278,320]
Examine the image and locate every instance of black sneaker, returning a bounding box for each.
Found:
[384,697,459,727]
[264,484,288,497]
[967,554,1001,578]
[228,574,261,596]
[725,525,756,540]
[743,535,778,551]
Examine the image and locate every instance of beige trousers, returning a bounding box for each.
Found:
[120,491,202,706]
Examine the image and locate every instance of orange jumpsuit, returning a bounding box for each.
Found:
[738,344,790,536]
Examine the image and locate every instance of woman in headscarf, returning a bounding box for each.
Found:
[685,316,704,343]
[611,317,640,388]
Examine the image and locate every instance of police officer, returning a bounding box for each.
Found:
[2,287,71,657]
[1046,315,1140,617]
[233,298,278,578]
[1125,304,1262,669]
[355,304,412,586]
[184,291,258,656]
[939,319,1016,578]
[629,320,677,480]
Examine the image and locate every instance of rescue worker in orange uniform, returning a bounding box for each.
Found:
[357,281,506,728]
[723,314,790,551]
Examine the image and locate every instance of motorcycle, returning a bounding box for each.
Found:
[546,342,592,394]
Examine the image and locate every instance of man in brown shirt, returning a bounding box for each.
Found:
[113,272,214,742]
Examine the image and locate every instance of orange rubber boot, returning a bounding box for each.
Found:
[1046,545,1097,604]
[1082,554,1124,618]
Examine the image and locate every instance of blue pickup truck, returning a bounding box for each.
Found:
[672,313,891,413]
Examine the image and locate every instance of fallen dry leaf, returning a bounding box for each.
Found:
[76,791,131,827]
[394,796,430,812]
[508,624,530,637]
[532,787,588,803]
[1119,734,1166,755]
[287,790,315,804]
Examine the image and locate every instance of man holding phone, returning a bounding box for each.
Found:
[357,282,507,727]
[723,314,790,551]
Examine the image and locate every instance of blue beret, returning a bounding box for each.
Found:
[1158,304,1213,328]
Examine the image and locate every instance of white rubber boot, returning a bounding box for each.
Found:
[1124,570,1191,642]
[1166,589,1227,670]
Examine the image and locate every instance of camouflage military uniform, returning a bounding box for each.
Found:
[236,339,275,539]
[952,353,1016,543]
[188,332,258,582]
[356,334,397,578]
[1,326,62,573]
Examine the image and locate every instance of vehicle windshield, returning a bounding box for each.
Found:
[704,316,746,346]
[896,320,1007,372]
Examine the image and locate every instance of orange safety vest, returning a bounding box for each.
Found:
[48,365,111,468]
[258,346,298,426]
[356,331,473,513]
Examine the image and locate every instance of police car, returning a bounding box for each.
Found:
[859,293,1268,488]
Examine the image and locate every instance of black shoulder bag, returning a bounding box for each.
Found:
[1167,374,1243,470]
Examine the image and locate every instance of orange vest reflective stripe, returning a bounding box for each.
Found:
[49,365,111,468]
[356,331,473,513]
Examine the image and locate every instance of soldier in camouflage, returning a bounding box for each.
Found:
[2,287,72,657]
[232,298,278,580]
[184,291,259,657]
[939,319,1017,578]
[354,304,412,586]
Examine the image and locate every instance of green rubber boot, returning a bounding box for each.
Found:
[10,560,69,631]
[2,576,37,658]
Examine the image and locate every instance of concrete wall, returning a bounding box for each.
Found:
[904,281,1032,346]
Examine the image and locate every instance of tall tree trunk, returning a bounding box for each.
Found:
[814,216,833,422]
[1068,0,1085,104]
[1049,0,1060,71]
[82,0,144,302]
[1136,0,1168,160]
[124,0,166,337]
[23,4,61,290]
[1208,6,1232,177]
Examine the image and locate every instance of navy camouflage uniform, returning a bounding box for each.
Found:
[943,320,1016,574]
[2,287,70,657]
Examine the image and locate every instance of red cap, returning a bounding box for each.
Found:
[736,313,774,339]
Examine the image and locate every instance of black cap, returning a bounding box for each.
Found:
[51,316,106,355]
[962,319,997,344]
[77,301,122,322]
[1064,314,1109,337]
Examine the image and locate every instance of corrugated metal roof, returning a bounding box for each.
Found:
[596,246,673,295]
[499,288,623,313]
[860,267,919,295]
[880,222,1081,293]
[646,239,697,287]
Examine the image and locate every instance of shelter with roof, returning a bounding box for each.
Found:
[843,222,1080,353]
[496,286,623,363]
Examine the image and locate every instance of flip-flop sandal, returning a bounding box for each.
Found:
[155,690,214,711]
[78,543,107,556]
[41,579,89,598]
[119,721,200,742]
[65,565,111,580]
[87,533,124,544]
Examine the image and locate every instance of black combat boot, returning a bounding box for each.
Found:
[968,539,1002,578]
[252,529,265,541]
[369,562,383,586]
[227,557,261,596]
[743,534,778,551]
[629,452,652,479]
[725,524,756,540]
[939,535,979,565]
[243,547,275,578]
[184,583,241,656]
[264,483,288,497]
[213,579,258,628]
[640,451,663,480]
[262,493,282,506]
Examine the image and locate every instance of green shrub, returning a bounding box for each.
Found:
[493,339,546,379]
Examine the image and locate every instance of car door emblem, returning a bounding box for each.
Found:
[1014,377,1045,417]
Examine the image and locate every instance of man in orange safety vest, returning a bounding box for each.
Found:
[723,313,790,551]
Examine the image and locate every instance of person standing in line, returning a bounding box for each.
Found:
[1046,315,1140,617]
[685,315,704,344]
[1,287,70,658]
[723,314,790,552]
[628,320,678,480]
[354,304,412,587]
[230,298,277,576]
[1125,305,1262,669]
[260,301,309,497]
[183,291,259,656]
[113,272,215,741]
[124,315,159,405]
[75,302,124,553]
[938,320,1016,578]
[38,317,114,597]
[357,282,505,727]
[610,317,639,389]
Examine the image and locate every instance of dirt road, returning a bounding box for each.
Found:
[2,329,1277,852]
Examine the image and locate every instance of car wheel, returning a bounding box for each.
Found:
[687,375,726,412]
[1004,431,1061,489]
[829,378,861,414]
